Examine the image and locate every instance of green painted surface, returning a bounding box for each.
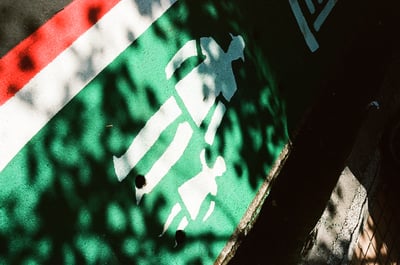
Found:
[0,0,365,264]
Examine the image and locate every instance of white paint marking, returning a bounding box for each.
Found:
[113,97,181,181]
[165,40,197,80]
[205,101,226,145]
[202,201,215,222]
[177,216,188,231]
[0,0,177,172]
[289,0,319,52]
[289,0,338,52]
[313,0,337,31]
[135,122,193,204]
[305,0,316,14]
[169,35,245,127]
[160,203,181,236]
[178,150,226,220]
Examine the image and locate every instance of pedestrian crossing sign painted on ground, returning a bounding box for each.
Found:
[0,0,351,263]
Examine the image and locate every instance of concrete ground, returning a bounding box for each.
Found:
[229,2,400,264]
[348,53,400,265]
[297,52,400,264]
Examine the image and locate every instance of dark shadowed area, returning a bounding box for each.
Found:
[1,0,399,264]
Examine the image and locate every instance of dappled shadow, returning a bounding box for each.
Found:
[229,0,400,263]
[0,0,291,264]
[0,0,72,57]
[350,183,400,264]
[5,0,398,264]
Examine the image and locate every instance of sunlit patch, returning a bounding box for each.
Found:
[63,244,75,264]
[248,126,263,152]
[75,235,112,264]
[204,3,218,19]
[37,238,52,259]
[122,237,139,256]
[78,208,92,230]
[106,202,127,232]
[14,189,40,235]
[129,207,146,237]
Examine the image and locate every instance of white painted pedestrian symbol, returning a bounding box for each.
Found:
[165,34,244,127]
[289,0,338,52]
[160,149,226,236]
[113,34,245,232]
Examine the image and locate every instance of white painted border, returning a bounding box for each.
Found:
[0,0,177,172]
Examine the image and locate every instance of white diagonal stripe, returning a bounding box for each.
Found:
[113,97,181,182]
[0,0,177,172]
[135,122,193,204]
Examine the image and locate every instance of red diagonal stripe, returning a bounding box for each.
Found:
[0,0,119,106]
